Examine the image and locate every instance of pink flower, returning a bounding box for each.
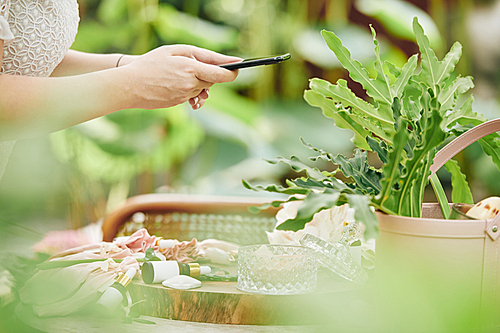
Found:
[32,223,103,255]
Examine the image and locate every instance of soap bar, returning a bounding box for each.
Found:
[162,275,201,290]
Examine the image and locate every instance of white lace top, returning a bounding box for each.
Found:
[0,0,79,181]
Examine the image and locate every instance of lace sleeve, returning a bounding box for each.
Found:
[0,0,14,45]
[0,0,9,19]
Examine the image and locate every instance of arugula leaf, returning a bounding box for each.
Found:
[345,194,379,240]
[392,54,418,99]
[438,76,474,114]
[304,89,372,150]
[242,179,310,196]
[398,110,446,216]
[375,117,410,216]
[444,159,474,204]
[276,191,341,231]
[331,149,382,194]
[413,18,461,90]
[265,156,329,180]
[366,136,389,164]
[291,177,355,193]
[442,95,484,129]
[478,134,500,171]
[321,29,395,113]
[306,79,394,141]
[371,25,394,103]
[385,60,401,78]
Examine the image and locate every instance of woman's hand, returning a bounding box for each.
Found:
[118,45,241,110]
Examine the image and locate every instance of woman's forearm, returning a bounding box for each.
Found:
[50,50,137,77]
[0,45,240,140]
[0,68,132,140]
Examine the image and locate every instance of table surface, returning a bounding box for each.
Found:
[16,303,318,333]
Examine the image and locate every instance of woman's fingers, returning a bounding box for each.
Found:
[199,89,209,100]
[194,61,238,83]
[189,89,209,110]
[190,46,242,66]
[168,45,242,66]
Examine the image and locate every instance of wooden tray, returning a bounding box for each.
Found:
[129,270,370,325]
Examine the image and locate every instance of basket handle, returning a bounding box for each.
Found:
[430,118,500,177]
[429,118,500,240]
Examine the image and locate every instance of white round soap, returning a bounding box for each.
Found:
[162,275,202,290]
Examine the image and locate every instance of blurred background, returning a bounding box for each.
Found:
[2,0,500,252]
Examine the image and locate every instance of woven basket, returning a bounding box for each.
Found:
[102,194,279,245]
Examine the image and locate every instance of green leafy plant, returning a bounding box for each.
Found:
[244,17,500,239]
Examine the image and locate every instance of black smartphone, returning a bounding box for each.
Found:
[220,53,291,70]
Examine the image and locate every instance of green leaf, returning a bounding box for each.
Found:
[397,111,446,216]
[392,54,418,98]
[309,79,394,130]
[321,30,394,107]
[304,89,372,150]
[370,25,394,102]
[377,109,446,217]
[444,159,474,204]
[413,17,441,89]
[442,95,484,129]
[413,18,463,91]
[291,178,355,193]
[242,179,310,195]
[402,94,421,121]
[300,140,382,195]
[265,156,328,181]
[436,42,463,85]
[145,248,161,261]
[366,136,389,164]
[375,117,410,215]
[276,191,341,231]
[385,60,401,78]
[345,194,379,239]
[438,76,474,115]
[331,149,382,194]
[478,133,500,172]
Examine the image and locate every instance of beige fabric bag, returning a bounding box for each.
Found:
[375,119,500,332]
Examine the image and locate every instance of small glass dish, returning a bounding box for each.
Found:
[236,244,318,295]
[299,233,368,285]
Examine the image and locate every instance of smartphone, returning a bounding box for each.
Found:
[220,53,291,70]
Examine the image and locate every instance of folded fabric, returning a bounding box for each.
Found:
[115,228,158,253]
[0,16,14,45]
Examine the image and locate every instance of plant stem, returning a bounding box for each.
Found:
[430,173,450,219]
[37,258,145,270]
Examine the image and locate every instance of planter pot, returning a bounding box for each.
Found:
[373,119,500,332]
[375,203,500,332]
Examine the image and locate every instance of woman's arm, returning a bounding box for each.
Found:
[49,50,138,77]
[0,45,240,140]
